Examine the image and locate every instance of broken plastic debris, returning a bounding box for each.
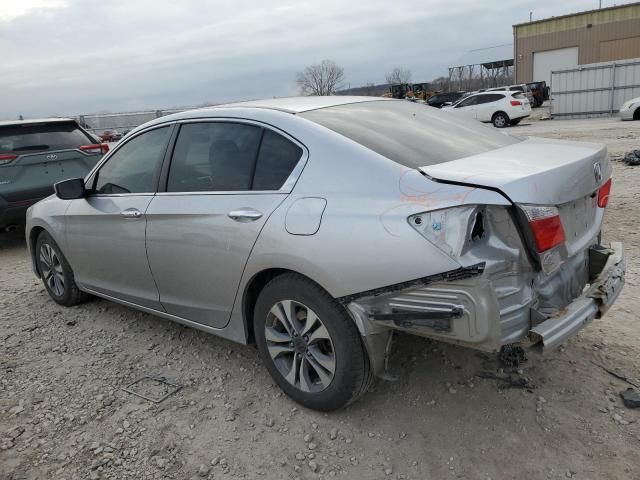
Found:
[620,388,640,409]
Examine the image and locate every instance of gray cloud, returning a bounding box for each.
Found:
[0,0,632,118]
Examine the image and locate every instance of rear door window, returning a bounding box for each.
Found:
[93,126,171,194]
[477,94,505,104]
[0,122,94,154]
[167,122,262,192]
[167,122,303,192]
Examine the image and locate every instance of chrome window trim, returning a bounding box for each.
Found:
[162,117,309,195]
[88,193,156,198]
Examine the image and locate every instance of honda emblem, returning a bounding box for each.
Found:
[593,162,602,183]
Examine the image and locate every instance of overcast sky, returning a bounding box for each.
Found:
[0,0,634,118]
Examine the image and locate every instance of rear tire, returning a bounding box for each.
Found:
[36,231,90,307]
[634,108,640,121]
[492,111,509,128]
[254,273,372,411]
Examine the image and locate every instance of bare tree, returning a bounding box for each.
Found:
[429,76,449,92]
[296,60,345,96]
[385,67,412,85]
[363,82,377,96]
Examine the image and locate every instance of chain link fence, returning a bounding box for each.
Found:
[77,108,190,135]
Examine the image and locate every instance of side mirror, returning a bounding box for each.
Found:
[54,178,86,200]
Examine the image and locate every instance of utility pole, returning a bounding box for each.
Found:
[529,11,533,22]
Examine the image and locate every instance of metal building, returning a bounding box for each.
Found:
[513,2,640,85]
[447,44,514,92]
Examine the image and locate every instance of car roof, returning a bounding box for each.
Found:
[127,96,393,135]
[0,117,77,127]
[215,96,389,113]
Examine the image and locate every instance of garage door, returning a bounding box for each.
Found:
[533,47,579,85]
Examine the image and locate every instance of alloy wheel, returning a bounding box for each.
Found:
[494,114,507,127]
[40,243,65,297]
[264,300,336,393]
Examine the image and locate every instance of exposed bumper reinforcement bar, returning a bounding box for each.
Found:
[370,308,463,332]
[529,242,625,349]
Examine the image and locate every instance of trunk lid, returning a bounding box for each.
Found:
[420,137,609,205]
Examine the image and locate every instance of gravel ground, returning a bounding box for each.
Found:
[1,116,639,480]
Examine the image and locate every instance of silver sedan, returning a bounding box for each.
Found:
[26,97,624,410]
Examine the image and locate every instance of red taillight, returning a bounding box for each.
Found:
[80,143,109,154]
[597,178,612,208]
[510,100,522,106]
[521,205,566,252]
[529,215,566,252]
[0,154,17,165]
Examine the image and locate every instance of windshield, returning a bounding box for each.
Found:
[0,122,93,154]
[300,100,522,168]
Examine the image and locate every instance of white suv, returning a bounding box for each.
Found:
[442,91,531,128]
[487,84,534,104]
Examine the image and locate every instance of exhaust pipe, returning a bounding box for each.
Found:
[4,225,19,233]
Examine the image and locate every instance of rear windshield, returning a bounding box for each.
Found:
[300,100,521,167]
[0,122,93,154]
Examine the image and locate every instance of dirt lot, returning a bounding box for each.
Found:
[1,117,639,480]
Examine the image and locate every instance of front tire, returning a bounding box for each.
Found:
[492,111,509,128]
[36,231,90,306]
[254,273,372,411]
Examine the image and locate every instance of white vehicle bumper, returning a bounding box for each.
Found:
[619,107,635,121]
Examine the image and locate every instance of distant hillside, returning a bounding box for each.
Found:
[335,84,389,97]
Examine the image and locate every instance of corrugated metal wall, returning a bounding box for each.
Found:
[551,58,640,117]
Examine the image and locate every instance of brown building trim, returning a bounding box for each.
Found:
[513,1,640,28]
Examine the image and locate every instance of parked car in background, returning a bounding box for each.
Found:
[426,91,466,108]
[526,81,550,108]
[619,96,640,121]
[99,129,122,142]
[487,84,534,105]
[26,97,623,410]
[0,118,108,231]
[442,91,531,127]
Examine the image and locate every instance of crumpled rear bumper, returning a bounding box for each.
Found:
[529,242,625,349]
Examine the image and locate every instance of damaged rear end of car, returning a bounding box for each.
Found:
[341,139,624,372]
[300,100,624,378]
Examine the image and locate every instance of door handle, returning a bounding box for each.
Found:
[120,208,143,219]
[228,208,263,222]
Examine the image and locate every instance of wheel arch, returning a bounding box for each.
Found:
[492,110,509,121]
[241,268,332,345]
[28,225,46,277]
[634,106,640,121]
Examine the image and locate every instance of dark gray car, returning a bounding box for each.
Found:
[0,118,108,231]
